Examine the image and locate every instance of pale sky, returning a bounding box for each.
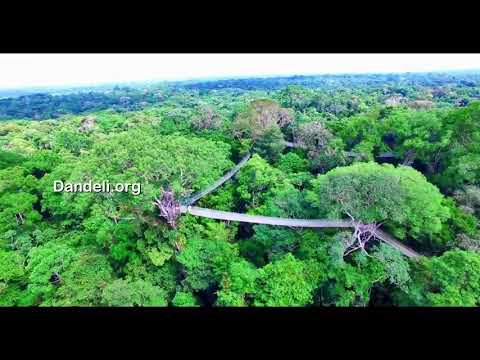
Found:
[0,54,479,89]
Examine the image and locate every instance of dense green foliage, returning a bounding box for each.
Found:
[1,72,480,307]
[307,162,450,243]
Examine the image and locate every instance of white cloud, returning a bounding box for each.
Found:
[0,54,479,89]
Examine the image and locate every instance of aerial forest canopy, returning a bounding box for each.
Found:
[1,71,480,307]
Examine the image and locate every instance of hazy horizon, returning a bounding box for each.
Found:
[1,54,480,90]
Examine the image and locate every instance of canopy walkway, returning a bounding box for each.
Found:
[375,229,421,258]
[180,205,352,228]
[180,152,251,206]
[180,205,421,258]
[283,141,400,159]
[154,148,422,259]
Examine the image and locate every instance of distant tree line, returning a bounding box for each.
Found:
[1,72,480,120]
